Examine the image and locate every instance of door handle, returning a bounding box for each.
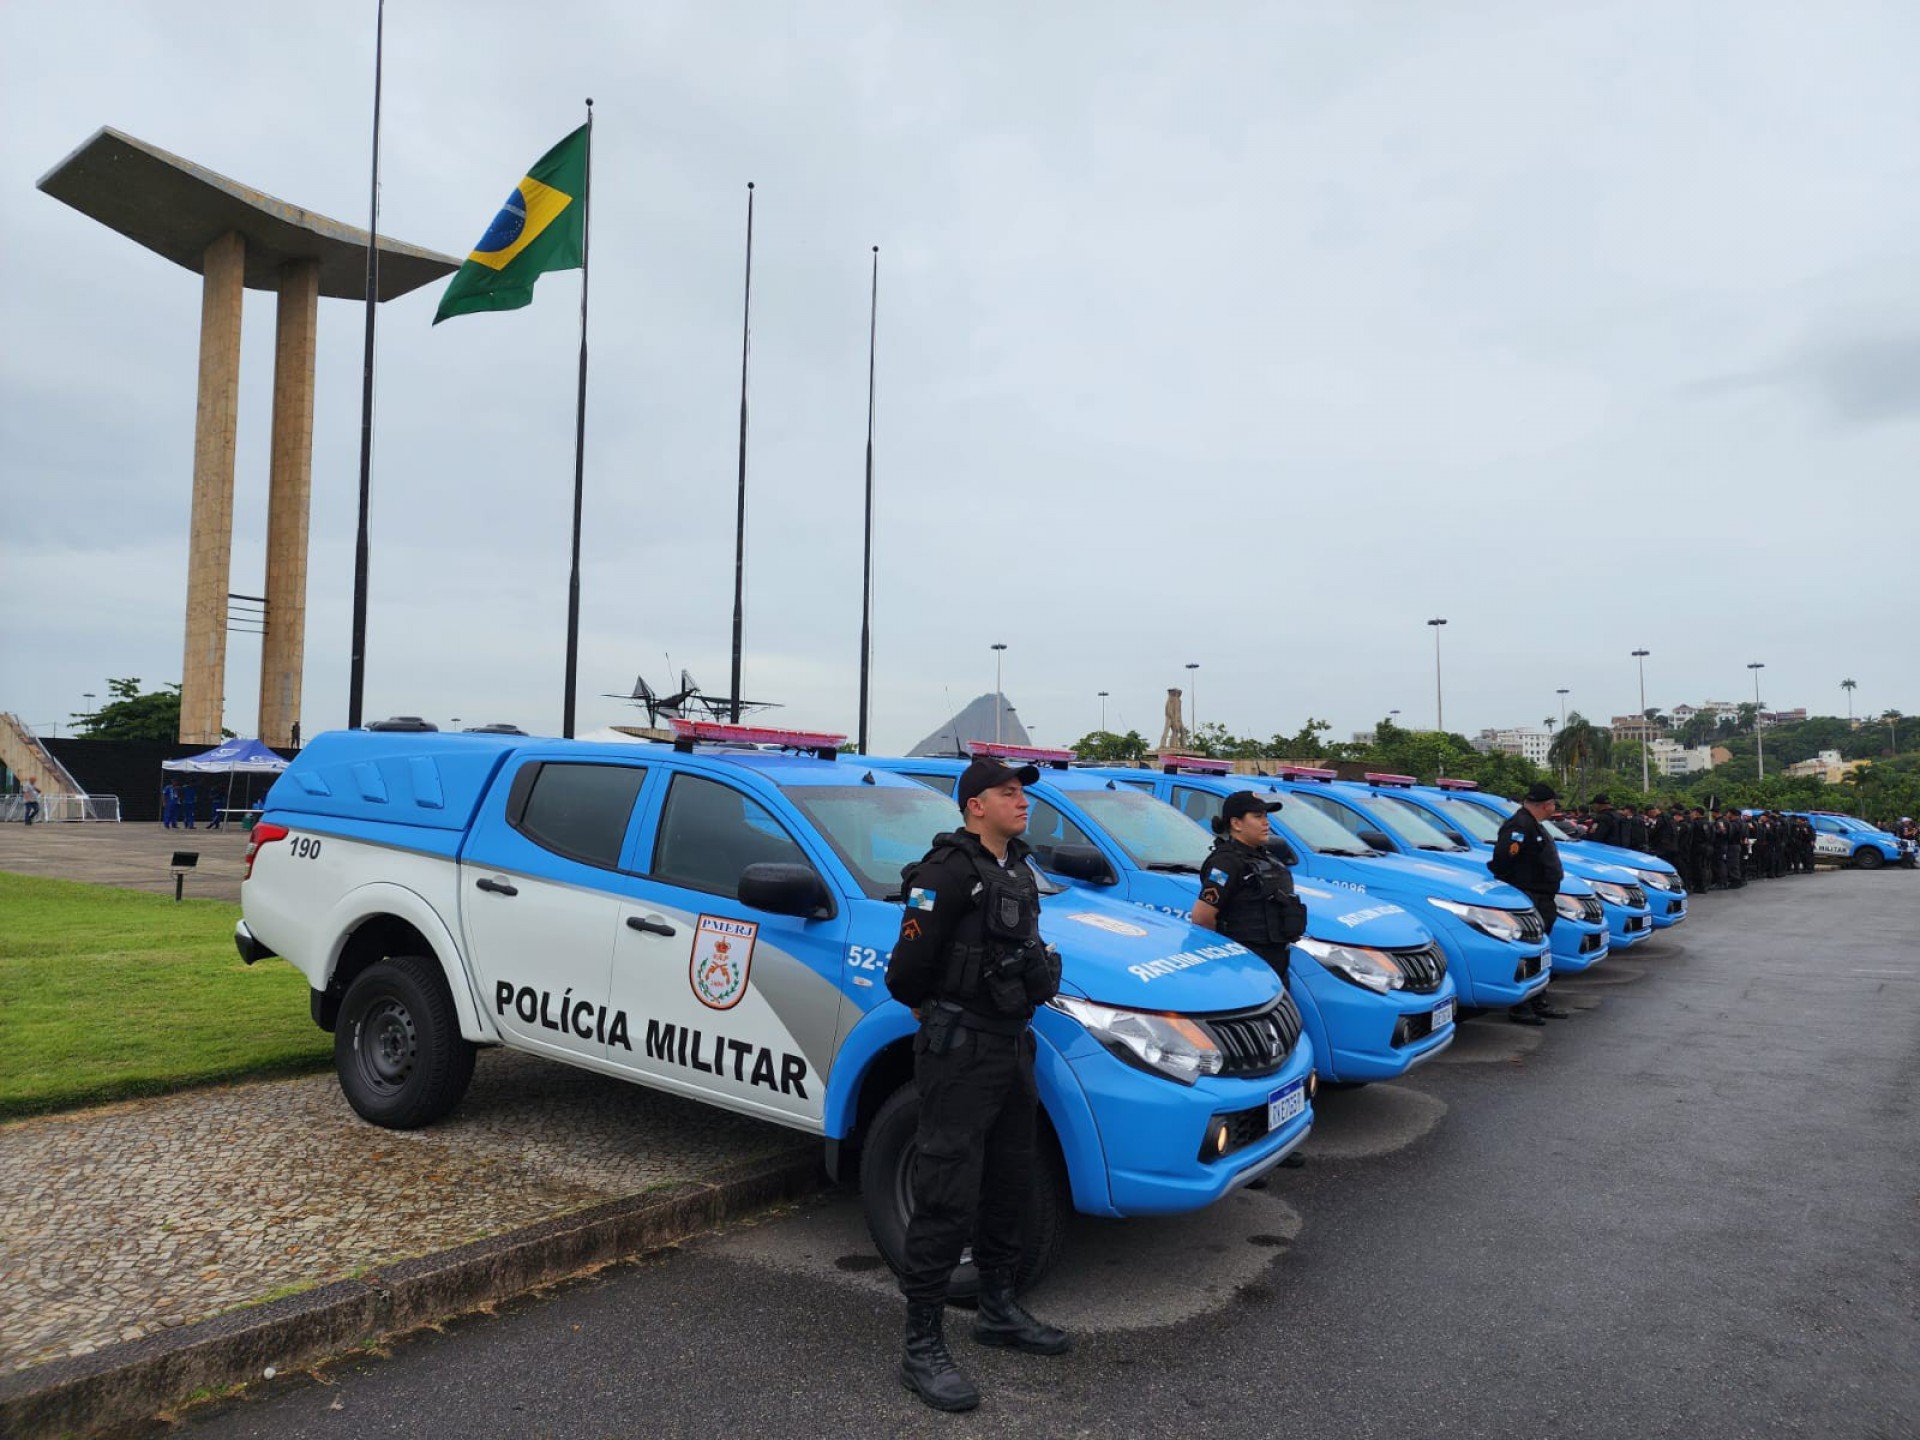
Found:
[475,877,519,896]
[626,915,677,937]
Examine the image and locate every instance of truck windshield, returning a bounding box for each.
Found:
[1425,797,1506,843]
[782,783,1064,900]
[1347,792,1467,851]
[1068,788,1211,871]
[1271,790,1385,856]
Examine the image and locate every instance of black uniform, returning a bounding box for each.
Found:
[1488,804,1564,930]
[885,828,1061,1306]
[1197,838,1308,984]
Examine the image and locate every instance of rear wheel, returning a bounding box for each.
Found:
[859,1083,1069,1303]
[1854,847,1885,871]
[334,954,475,1129]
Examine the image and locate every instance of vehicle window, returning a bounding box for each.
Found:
[1291,791,1377,841]
[511,762,646,869]
[783,782,964,899]
[652,773,810,895]
[1111,777,1154,793]
[1073,788,1212,870]
[1173,786,1223,827]
[899,771,957,796]
[1024,797,1095,865]
[1363,792,1468,849]
[1430,798,1506,842]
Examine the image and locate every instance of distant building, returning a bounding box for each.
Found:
[1647,738,1717,776]
[1671,701,1742,725]
[1477,726,1552,767]
[1759,708,1807,728]
[1784,750,1868,785]
[1610,714,1666,744]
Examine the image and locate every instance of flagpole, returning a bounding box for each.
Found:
[347,0,385,730]
[729,182,755,723]
[857,246,879,755]
[561,98,593,740]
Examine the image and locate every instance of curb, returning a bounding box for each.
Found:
[0,1146,821,1439]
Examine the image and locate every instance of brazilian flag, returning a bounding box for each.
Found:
[434,125,588,324]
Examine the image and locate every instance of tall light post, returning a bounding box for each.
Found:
[1556,687,1570,729]
[1098,690,1110,734]
[1185,662,1200,737]
[1747,662,1766,779]
[991,643,1007,744]
[1632,649,1651,792]
[1426,619,1447,732]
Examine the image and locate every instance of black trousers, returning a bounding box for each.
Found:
[900,1024,1036,1305]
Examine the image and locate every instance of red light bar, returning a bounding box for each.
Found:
[1435,778,1480,791]
[969,741,1077,767]
[667,718,847,754]
[1277,766,1337,781]
[1160,752,1231,775]
[1364,772,1417,787]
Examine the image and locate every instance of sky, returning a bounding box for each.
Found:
[3,0,1917,753]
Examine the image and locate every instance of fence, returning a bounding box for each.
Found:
[0,793,121,823]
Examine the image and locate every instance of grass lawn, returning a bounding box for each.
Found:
[0,872,329,1118]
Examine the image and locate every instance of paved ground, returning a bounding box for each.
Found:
[166,870,1919,1440]
[0,1051,807,1376]
[0,822,251,901]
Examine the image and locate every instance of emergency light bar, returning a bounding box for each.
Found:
[1434,778,1480,790]
[1277,766,1337,782]
[668,718,847,758]
[1364,772,1417,787]
[969,741,1077,768]
[1160,753,1232,775]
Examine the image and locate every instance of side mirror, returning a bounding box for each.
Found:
[1048,843,1117,885]
[1266,836,1299,867]
[738,862,832,919]
[1358,829,1397,853]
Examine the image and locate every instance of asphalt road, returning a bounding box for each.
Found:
[170,870,1917,1440]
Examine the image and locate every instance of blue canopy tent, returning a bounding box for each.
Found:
[161,738,288,827]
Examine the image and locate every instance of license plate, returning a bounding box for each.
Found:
[1268,1079,1306,1131]
[1431,998,1455,1031]
[1628,916,1647,931]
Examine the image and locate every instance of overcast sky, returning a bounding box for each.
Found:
[3,1,1916,752]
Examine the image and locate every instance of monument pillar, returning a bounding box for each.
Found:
[180,229,245,745]
[260,257,319,747]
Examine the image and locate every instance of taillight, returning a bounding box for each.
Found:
[244,822,289,880]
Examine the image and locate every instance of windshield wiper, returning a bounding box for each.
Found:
[1145,861,1200,873]
[1322,847,1372,858]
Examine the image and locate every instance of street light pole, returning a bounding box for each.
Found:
[1185,662,1200,738]
[1556,688,1570,729]
[1748,662,1766,779]
[991,643,1007,744]
[1098,690,1109,733]
[1427,619,1447,732]
[1632,649,1651,792]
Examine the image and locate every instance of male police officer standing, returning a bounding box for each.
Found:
[1487,782,1570,1025]
[884,756,1069,1412]
[1189,791,1308,986]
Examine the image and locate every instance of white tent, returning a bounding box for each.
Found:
[161,738,288,825]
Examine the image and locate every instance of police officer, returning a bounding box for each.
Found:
[1487,781,1570,1025]
[1587,794,1622,847]
[1188,790,1308,987]
[883,755,1069,1412]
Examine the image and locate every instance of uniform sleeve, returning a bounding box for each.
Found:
[1198,849,1245,909]
[1487,820,1523,882]
[884,856,972,1010]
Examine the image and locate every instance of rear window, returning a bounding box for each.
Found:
[511,762,646,869]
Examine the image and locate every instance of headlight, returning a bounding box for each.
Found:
[1554,893,1587,920]
[1427,897,1527,942]
[1633,868,1676,892]
[1049,995,1224,1085]
[1296,937,1406,993]
[1589,881,1633,907]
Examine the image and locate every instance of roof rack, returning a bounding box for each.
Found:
[1276,765,1337,781]
[1160,753,1232,775]
[667,717,846,759]
[366,715,438,732]
[1434,777,1480,790]
[968,741,1076,769]
[1363,772,1417,787]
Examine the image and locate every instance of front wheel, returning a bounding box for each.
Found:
[1854,847,1885,871]
[858,1083,1069,1303]
[335,954,476,1129]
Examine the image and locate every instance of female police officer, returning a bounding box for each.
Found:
[884,755,1069,1412]
[1188,790,1308,985]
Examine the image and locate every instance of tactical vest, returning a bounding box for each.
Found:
[907,836,1059,1027]
[1207,842,1308,951]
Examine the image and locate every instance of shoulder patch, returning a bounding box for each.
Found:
[1207,867,1230,885]
[907,887,937,911]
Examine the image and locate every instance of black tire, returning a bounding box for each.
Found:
[1854,847,1885,871]
[334,954,475,1129]
[858,1083,1069,1303]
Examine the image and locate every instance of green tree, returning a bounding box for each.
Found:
[1547,712,1612,800]
[72,678,189,742]
[1267,717,1331,760]
[1067,728,1151,762]
[1677,712,1717,748]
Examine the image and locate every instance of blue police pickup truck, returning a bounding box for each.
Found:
[868,750,1458,1085]
[1798,810,1913,869]
[236,720,1315,1294]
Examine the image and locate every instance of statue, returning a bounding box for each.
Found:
[1159,687,1189,751]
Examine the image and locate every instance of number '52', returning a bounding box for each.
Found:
[845,945,886,971]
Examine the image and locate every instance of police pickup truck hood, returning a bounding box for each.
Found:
[1360,853,1535,909]
[1038,890,1283,1013]
[1562,839,1676,876]
[1120,868,1436,954]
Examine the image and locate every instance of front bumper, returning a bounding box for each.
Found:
[1604,905,1654,949]
[1434,921,1550,1008]
[1547,918,1610,974]
[1295,963,1458,1082]
[1647,887,1689,927]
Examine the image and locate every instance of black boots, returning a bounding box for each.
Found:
[973,1273,1072,1356]
[901,1302,979,1412]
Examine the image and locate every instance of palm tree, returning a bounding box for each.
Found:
[1842,678,1857,723]
[1547,712,1612,798]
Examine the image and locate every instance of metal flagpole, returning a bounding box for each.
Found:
[347,0,386,730]
[857,246,879,754]
[561,99,594,739]
[729,183,755,722]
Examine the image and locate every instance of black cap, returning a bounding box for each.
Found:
[1523,782,1559,803]
[1221,791,1283,823]
[1591,792,1611,806]
[956,757,1039,811]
